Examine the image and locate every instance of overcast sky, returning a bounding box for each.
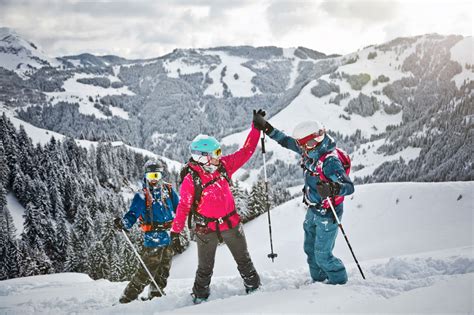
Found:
[1,0,472,59]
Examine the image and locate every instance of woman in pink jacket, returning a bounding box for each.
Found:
[170,111,264,304]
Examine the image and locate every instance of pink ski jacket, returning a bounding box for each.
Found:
[171,125,260,233]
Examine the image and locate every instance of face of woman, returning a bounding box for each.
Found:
[209,157,220,166]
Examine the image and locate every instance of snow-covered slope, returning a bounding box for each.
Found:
[1,181,472,314]
[45,72,135,120]
[222,35,473,182]
[450,36,474,88]
[0,27,60,77]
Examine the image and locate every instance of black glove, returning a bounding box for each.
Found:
[113,217,125,231]
[170,232,185,254]
[253,109,274,134]
[316,182,341,199]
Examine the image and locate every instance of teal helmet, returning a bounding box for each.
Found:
[190,135,222,164]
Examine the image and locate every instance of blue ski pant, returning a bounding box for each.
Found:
[303,209,347,284]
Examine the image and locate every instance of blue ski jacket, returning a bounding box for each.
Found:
[121,183,179,247]
[268,128,354,218]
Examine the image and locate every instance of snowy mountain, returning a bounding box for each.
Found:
[0,29,472,185]
[0,28,472,314]
[1,181,472,313]
[0,27,61,78]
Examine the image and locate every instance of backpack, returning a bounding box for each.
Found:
[138,183,173,232]
[314,148,351,208]
[179,159,235,241]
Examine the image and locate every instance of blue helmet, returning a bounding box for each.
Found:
[190,135,222,164]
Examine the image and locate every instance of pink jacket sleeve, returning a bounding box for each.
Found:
[221,124,261,176]
[171,174,195,233]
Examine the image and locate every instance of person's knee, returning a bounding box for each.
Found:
[314,250,330,264]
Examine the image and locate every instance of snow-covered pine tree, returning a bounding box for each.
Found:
[72,204,94,274]
[89,241,110,280]
[247,180,267,220]
[0,183,19,280]
[231,181,251,222]
[0,140,10,188]
[53,216,70,272]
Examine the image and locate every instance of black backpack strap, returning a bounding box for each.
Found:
[187,167,203,230]
[217,163,232,186]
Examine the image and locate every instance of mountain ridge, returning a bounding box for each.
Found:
[0,27,472,185]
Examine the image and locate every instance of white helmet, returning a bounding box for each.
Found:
[292,121,325,142]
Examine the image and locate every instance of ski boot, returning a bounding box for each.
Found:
[146,285,163,301]
[118,294,134,304]
[245,285,260,294]
[191,293,208,304]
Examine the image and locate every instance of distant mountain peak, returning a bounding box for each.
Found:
[0,26,60,77]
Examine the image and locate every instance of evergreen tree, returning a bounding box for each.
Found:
[247,180,267,220]
[0,141,10,188]
[108,250,122,282]
[89,241,110,280]
[53,216,70,272]
[231,181,251,222]
[64,231,81,272]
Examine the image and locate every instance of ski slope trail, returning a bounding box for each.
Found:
[0,182,473,314]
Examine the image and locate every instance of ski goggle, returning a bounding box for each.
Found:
[145,172,162,181]
[296,130,325,151]
[191,148,222,159]
[191,148,222,165]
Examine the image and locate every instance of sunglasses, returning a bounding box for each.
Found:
[145,172,162,181]
[296,130,325,151]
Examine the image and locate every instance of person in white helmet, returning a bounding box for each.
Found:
[253,111,354,285]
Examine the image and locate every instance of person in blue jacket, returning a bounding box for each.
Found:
[113,159,180,303]
[253,111,354,285]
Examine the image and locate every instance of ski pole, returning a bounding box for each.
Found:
[261,133,278,262]
[120,229,166,296]
[326,197,366,280]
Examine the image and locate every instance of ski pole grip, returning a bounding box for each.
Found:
[261,136,266,154]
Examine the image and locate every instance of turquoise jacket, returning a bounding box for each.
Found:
[268,128,354,218]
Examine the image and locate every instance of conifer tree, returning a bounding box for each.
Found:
[247,180,267,220]
[0,141,10,188]
[89,241,110,280]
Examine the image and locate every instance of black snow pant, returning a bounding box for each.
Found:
[192,223,260,299]
[121,246,173,301]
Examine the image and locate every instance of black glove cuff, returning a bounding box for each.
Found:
[264,123,274,135]
[331,182,341,195]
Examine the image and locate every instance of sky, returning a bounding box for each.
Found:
[0,0,472,59]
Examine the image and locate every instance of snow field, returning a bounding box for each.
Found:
[203,50,259,98]
[45,73,134,120]
[1,181,472,314]
[450,37,474,88]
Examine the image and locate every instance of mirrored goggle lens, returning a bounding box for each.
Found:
[303,139,319,150]
[191,148,222,158]
[296,130,324,147]
[145,172,162,180]
[191,154,210,165]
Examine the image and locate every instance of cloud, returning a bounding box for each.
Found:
[319,0,400,24]
[266,1,322,37]
[0,0,471,59]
